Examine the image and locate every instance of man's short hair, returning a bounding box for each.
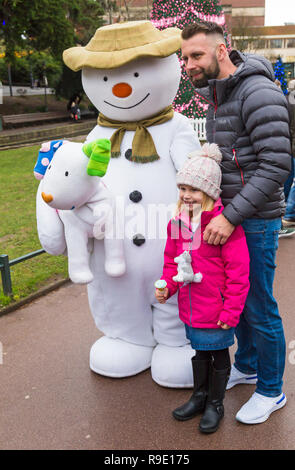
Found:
[181,22,225,42]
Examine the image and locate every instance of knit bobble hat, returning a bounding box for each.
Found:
[176,143,222,201]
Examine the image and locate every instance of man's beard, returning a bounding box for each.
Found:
[190,56,220,88]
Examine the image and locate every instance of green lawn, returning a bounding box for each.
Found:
[0,145,68,308]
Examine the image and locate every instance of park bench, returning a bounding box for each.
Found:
[0,109,96,130]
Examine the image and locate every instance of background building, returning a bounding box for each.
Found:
[221,0,265,29]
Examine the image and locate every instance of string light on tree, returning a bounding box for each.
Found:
[150,0,230,119]
[274,56,288,95]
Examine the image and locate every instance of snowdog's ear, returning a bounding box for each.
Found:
[33,139,65,180]
[82,139,111,177]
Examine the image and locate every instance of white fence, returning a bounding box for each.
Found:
[189,118,207,141]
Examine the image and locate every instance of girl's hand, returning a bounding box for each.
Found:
[155,287,169,304]
[217,320,231,330]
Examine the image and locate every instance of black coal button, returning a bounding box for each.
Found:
[129,191,142,203]
[125,148,132,160]
[132,234,146,247]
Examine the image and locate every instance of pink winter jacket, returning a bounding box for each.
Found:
[161,198,250,329]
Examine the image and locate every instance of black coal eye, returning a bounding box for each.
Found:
[65,171,69,176]
[134,72,139,77]
[103,76,108,81]
[48,165,51,170]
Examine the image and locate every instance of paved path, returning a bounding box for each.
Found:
[0,237,295,450]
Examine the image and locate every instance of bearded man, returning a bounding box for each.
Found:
[181,21,291,424]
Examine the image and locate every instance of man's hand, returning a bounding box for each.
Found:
[155,287,169,304]
[203,213,235,245]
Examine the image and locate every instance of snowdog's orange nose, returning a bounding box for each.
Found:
[41,192,53,203]
[112,82,132,98]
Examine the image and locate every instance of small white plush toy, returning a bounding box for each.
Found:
[34,139,126,284]
[173,251,202,283]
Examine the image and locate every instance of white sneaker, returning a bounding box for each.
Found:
[226,364,257,390]
[236,392,287,424]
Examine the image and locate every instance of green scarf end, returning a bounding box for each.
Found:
[126,154,160,164]
[87,168,105,177]
[83,138,111,177]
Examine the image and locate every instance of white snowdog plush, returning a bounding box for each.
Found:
[37,21,201,387]
[34,139,126,284]
[173,251,203,284]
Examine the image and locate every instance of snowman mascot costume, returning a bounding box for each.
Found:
[40,21,201,387]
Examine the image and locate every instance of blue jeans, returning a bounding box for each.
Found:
[284,176,295,219]
[234,218,286,397]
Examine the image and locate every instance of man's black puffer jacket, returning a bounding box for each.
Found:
[196,50,292,226]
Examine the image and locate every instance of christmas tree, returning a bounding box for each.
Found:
[150,0,230,118]
[274,57,288,95]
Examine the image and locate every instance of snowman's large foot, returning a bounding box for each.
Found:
[151,344,195,388]
[90,336,154,378]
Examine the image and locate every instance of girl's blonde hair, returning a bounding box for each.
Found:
[174,189,215,218]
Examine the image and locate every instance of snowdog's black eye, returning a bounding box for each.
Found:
[134,72,139,77]
[103,76,108,81]
[65,171,69,176]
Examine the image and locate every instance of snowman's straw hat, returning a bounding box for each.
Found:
[63,21,181,71]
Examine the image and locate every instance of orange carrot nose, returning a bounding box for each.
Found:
[112,82,132,98]
[41,192,53,203]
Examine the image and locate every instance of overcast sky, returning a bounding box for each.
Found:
[265,0,295,26]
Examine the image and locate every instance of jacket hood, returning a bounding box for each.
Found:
[195,50,275,105]
[229,50,275,82]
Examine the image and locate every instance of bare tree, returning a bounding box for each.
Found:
[102,0,118,24]
[146,0,151,19]
[232,14,260,52]
[123,0,131,20]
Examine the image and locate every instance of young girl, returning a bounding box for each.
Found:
[155,143,250,434]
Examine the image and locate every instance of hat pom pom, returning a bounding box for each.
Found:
[187,143,222,163]
[200,143,222,163]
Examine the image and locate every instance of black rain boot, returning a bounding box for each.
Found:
[199,365,230,434]
[172,357,211,421]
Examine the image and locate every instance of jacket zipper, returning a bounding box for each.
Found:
[218,288,224,303]
[213,87,218,120]
[188,238,193,326]
[212,87,218,143]
[232,148,245,186]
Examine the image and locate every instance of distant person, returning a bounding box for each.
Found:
[273,79,295,237]
[67,94,81,121]
[282,79,295,229]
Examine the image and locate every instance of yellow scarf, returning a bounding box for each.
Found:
[97,105,174,163]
